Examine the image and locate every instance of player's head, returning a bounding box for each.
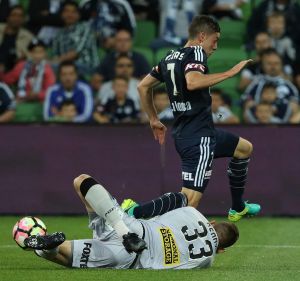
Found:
[28,39,47,63]
[211,88,224,113]
[255,102,274,124]
[261,82,277,104]
[59,61,78,90]
[58,99,78,120]
[213,222,239,251]
[6,5,25,29]
[261,48,283,77]
[153,86,170,113]
[188,15,220,57]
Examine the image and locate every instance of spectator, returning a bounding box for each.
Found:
[97,29,150,81]
[247,102,282,124]
[128,0,159,21]
[153,87,173,121]
[246,0,300,48]
[211,88,239,124]
[52,1,99,75]
[242,49,299,116]
[202,0,247,20]
[151,0,201,51]
[239,33,292,91]
[0,5,34,73]
[0,82,16,122]
[1,39,56,102]
[266,12,296,65]
[97,54,140,109]
[245,82,293,123]
[27,0,65,45]
[80,0,136,48]
[94,76,138,123]
[44,61,93,122]
[50,98,78,122]
[0,0,18,23]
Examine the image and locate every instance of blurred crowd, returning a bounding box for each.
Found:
[0,0,300,125]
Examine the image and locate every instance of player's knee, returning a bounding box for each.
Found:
[73,174,91,192]
[187,198,200,208]
[234,139,253,159]
[182,189,202,208]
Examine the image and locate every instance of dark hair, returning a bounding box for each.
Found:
[211,88,232,107]
[113,75,129,83]
[188,15,220,39]
[260,48,281,59]
[262,82,277,92]
[58,61,77,73]
[58,99,77,111]
[8,4,24,16]
[214,222,239,249]
[153,86,167,97]
[28,39,46,51]
[116,54,133,62]
[268,11,285,20]
[61,0,79,11]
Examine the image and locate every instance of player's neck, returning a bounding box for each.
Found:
[185,39,205,50]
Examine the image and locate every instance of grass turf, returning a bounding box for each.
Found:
[1,216,300,281]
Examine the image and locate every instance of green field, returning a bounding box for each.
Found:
[1,216,300,281]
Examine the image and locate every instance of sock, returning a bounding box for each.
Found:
[80,178,130,238]
[35,248,58,258]
[133,192,188,219]
[227,157,250,212]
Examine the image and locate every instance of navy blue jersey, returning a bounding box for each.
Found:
[150,46,214,139]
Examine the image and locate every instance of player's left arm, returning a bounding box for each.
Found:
[138,74,167,145]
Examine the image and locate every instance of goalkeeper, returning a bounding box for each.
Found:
[24,174,239,270]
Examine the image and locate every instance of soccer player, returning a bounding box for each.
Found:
[124,15,261,222]
[24,174,239,269]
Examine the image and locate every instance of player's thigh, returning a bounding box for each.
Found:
[214,129,240,159]
[175,136,215,206]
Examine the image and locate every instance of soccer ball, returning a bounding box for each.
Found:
[12,217,47,250]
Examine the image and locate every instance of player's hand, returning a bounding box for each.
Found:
[150,119,167,145]
[227,59,253,77]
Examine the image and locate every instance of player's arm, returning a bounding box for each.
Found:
[138,73,167,145]
[185,59,252,91]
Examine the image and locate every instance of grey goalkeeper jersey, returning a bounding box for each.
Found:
[72,207,218,269]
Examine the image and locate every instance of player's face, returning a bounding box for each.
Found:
[211,93,223,112]
[261,88,277,103]
[200,32,220,57]
[262,54,282,76]
[59,66,78,90]
[30,47,46,63]
[267,16,285,37]
[60,104,77,120]
[154,93,170,112]
[256,105,273,123]
[7,8,24,29]
[255,33,272,53]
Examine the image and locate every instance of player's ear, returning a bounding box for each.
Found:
[209,220,216,226]
[217,248,225,254]
[198,32,206,42]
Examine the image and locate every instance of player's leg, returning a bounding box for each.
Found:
[123,137,215,218]
[73,174,147,253]
[214,129,260,221]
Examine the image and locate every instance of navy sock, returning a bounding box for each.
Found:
[227,157,250,212]
[133,192,188,219]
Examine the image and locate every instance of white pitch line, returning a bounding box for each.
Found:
[237,245,300,249]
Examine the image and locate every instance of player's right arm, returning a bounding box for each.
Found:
[186,59,252,91]
[138,73,167,145]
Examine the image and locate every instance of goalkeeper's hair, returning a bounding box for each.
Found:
[214,222,239,249]
[188,15,220,39]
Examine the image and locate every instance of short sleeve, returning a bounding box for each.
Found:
[184,46,207,75]
[150,62,164,82]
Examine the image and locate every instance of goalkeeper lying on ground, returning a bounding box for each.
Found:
[23,174,239,269]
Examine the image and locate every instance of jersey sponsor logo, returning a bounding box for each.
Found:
[158,228,180,266]
[171,101,192,112]
[185,63,205,73]
[80,242,92,268]
[182,172,194,181]
[204,170,212,179]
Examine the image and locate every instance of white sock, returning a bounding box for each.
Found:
[84,184,130,238]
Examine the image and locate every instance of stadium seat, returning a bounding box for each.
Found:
[14,103,44,123]
[133,20,156,48]
[209,48,248,73]
[218,20,246,48]
[133,47,154,66]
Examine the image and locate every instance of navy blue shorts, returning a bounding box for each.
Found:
[174,129,239,192]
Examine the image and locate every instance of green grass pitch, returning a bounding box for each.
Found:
[1,216,300,281]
